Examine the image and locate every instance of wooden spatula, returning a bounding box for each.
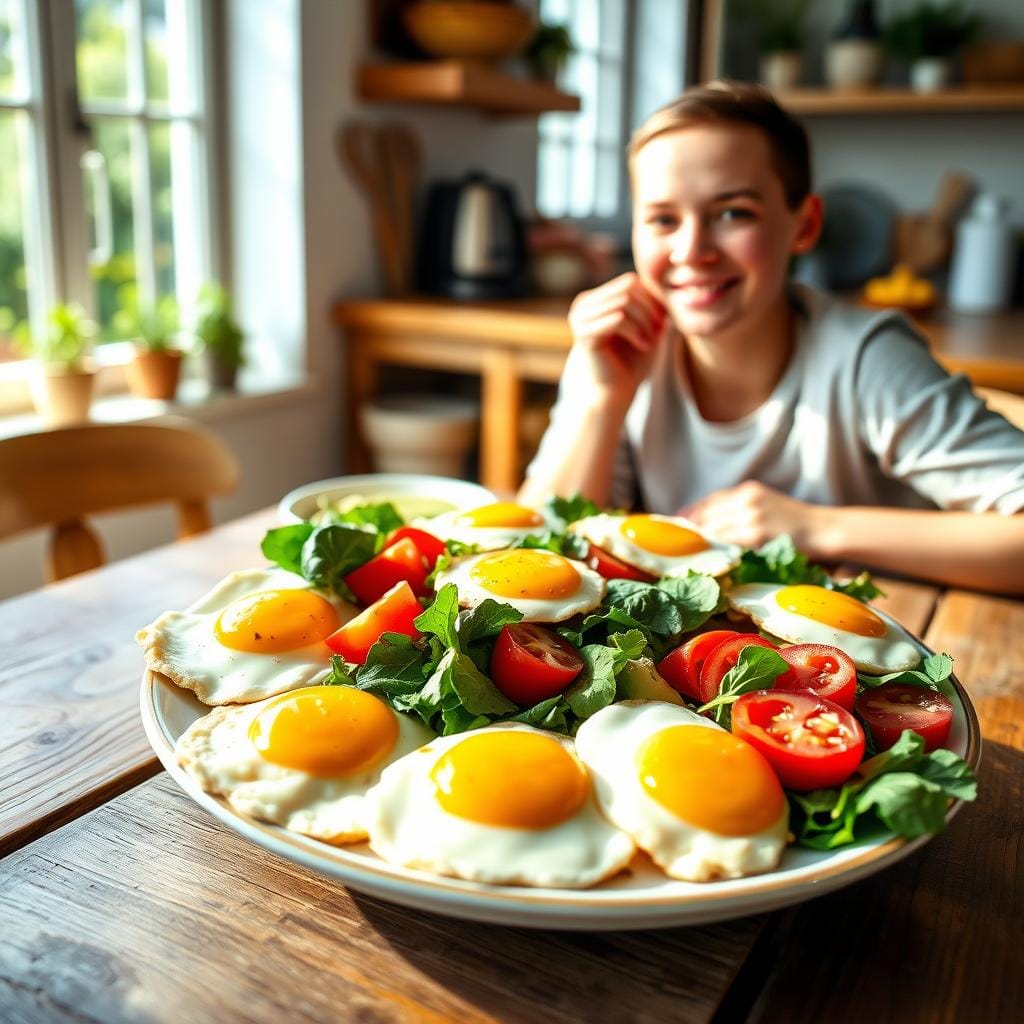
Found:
[894,172,976,275]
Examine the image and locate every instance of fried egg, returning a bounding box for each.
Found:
[365,723,636,888]
[570,513,742,578]
[137,567,357,705]
[726,582,921,674]
[574,702,789,882]
[416,501,557,550]
[432,548,605,622]
[176,685,434,843]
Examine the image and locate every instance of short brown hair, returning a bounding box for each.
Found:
[628,80,812,209]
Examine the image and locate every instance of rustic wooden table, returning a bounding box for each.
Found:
[2,509,1021,1022]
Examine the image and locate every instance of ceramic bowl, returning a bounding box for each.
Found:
[403,2,535,62]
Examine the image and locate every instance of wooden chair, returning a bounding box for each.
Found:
[975,386,1024,432]
[0,419,240,582]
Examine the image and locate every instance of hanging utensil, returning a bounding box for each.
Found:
[378,123,422,295]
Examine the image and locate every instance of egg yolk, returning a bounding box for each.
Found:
[215,588,340,653]
[469,549,581,600]
[621,515,708,556]
[457,501,545,528]
[776,584,886,637]
[430,731,589,830]
[248,685,398,778]
[637,725,784,836]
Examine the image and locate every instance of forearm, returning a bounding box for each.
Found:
[518,398,630,508]
[808,506,1024,595]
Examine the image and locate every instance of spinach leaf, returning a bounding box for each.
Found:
[261,523,314,575]
[300,524,378,598]
[698,646,789,727]
[546,494,601,525]
[413,583,461,650]
[331,501,404,534]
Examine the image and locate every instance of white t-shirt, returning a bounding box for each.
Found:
[528,285,1024,515]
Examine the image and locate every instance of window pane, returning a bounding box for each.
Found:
[599,0,625,60]
[76,0,129,103]
[88,117,137,338]
[537,137,569,218]
[0,0,23,98]
[149,121,175,296]
[0,110,29,361]
[144,0,169,104]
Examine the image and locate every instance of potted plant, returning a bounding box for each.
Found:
[749,0,810,91]
[115,286,183,400]
[884,1,983,92]
[193,282,245,391]
[523,21,575,82]
[15,303,97,426]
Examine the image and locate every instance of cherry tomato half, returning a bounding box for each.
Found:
[732,690,866,791]
[344,537,429,604]
[698,634,778,704]
[657,630,742,701]
[773,643,858,711]
[855,683,954,752]
[325,581,422,665]
[585,543,657,582]
[385,525,447,567]
[490,623,584,706]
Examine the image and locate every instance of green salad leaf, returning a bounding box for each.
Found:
[327,501,404,534]
[858,652,956,700]
[698,645,790,728]
[261,523,314,575]
[546,494,601,525]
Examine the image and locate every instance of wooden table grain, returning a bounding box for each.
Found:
[1,510,1020,1023]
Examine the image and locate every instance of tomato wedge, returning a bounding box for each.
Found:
[490,623,584,705]
[855,683,954,752]
[773,643,858,711]
[585,543,657,582]
[344,537,429,604]
[732,690,866,790]
[385,525,447,567]
[657,629,742,701]
[325,581,421,665]
[698,634,778,704]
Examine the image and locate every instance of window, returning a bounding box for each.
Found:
[535,0,692,230]
[0,0,215,372]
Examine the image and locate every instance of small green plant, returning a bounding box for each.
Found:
[747,0,810,53]
[194,282,245,370]
[884,1,982,60]
[14,303,96,370]
[112,284,180,350]
[524,22,575,81]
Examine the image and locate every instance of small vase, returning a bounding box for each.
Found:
[759,51,804,92]
[911,57,952,93]
[30,364,96,427]
[127,347,183,401]
[825,39,884,89]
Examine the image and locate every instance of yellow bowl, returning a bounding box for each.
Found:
[404,2,536,62]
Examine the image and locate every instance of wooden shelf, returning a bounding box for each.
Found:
[777,86,1024,115]
[357,61,581,115]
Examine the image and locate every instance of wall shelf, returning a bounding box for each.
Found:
[777,86,1024,115]
[357,61,580,115]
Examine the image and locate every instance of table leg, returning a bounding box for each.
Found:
[481,349,522,496]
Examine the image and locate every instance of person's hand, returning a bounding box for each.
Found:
[567,272,667,410]
[680,481,826,553]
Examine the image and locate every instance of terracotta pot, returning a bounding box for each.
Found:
[127,347,184,400]
[29,364,96,426]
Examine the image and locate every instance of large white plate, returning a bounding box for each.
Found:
[140,630,981,931]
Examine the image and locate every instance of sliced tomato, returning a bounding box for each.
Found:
[490,623,584,705]
[657,629,742,701]
[773,643,858,711]
[855,683,954,752]
[698,634,778,703]
[385,525,447,567]
[344,537,429,604]
[732,690,866,790]
[585,543,657,582]
[325,581,421,665]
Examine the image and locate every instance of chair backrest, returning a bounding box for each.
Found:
[975,386,1024,432]
[0,419,240,582]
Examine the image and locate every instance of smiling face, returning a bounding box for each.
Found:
[630,124,820,344]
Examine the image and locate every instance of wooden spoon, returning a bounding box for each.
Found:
[893,172,976,275]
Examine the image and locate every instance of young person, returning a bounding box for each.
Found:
[520,81,1024,594]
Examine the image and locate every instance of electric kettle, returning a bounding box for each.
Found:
[418,171,527,299]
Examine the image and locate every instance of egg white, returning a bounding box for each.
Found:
[137,567,357,705]
[570,513,742,578]
[574,701,789,883]
[432,549,605,622]
[726,582,921,674]
[364,723,636,888]
[176,687,434,844]
[414,502,558,550]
